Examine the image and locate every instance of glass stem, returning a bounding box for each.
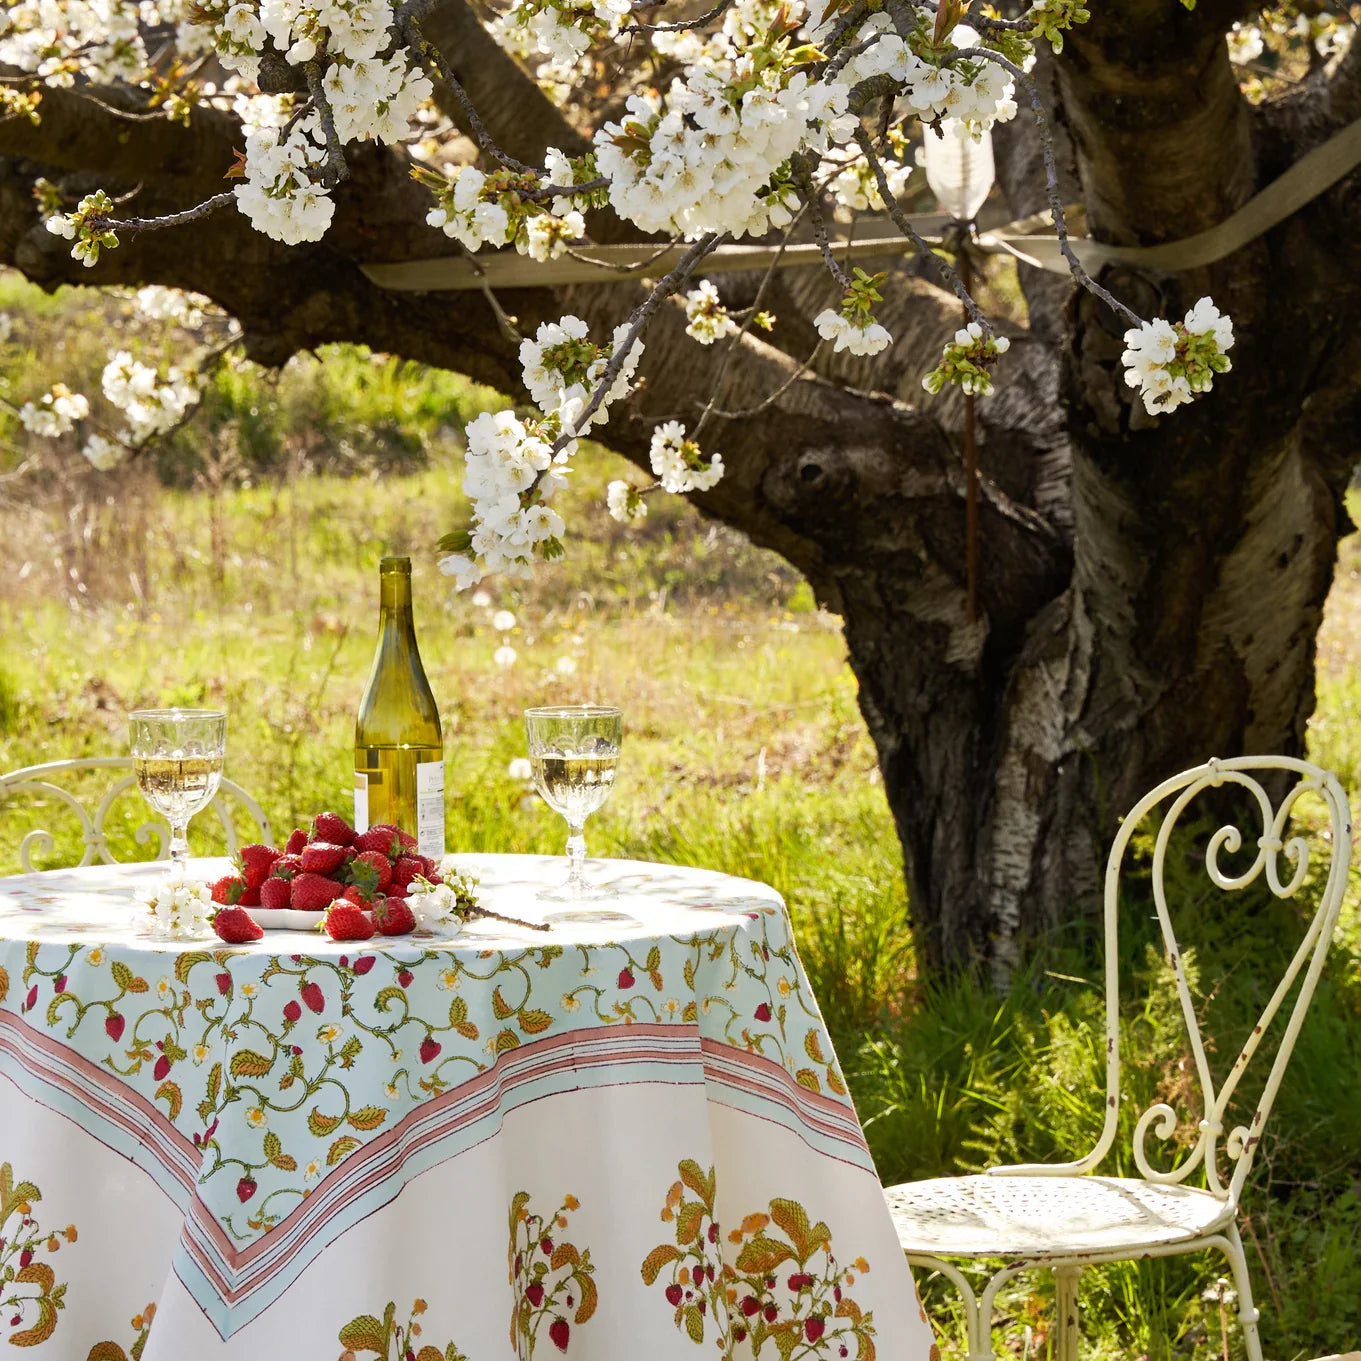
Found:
[169,819,190,867]
[564,820,587,896]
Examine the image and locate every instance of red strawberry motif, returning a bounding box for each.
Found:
[734,1328,747,1344]
[741,1297,761,1317]
[105,1012,125,1042]
[754,1002,772,1023]
[617,968,635,989]
[540,1237,553,1254]
[352,955,376,975]
[419,1036,441,1064]
[707,1222,719,1242]
[215,972,232,995]
[397,969,414,989]
[665,1284,683,1306]
[283,1000,302,1023]
[237,843,281,890]
[763,1304,778,1322]
[153,1055,171,1082]
[259,877,293,910]
[526,1283,545,1307]
[19,1249,33,1268]
[300,981,326,1013]
[548,1319,570,1352]
[312,811,356,846]
[236,1176,257,1203]
[804,1317,825,1343]
[284,828,308,855]
[54,974,66,994]
[23,984,36,1012]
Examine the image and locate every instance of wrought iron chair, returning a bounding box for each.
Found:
[885,756,1353,1361]
[0,756,271,871]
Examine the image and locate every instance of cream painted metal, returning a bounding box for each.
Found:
[0,756,271,871]
[884,756,1353,1361]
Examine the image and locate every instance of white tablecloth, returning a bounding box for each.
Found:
[0,855,934,1359]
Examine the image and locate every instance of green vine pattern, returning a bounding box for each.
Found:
[508,1193,597,1357]
[337,1298,466,1361]
[0,1162,72,1348]
[642,1161,877,1360]
[2,890,847,1246]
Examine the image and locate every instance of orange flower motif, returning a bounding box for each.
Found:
[563,1194,580,1211]
[413,1299,427,1315]
[739,1212,770,1235]
[678,1266,690,1285]
[854,1257,870,1273]
[64,1225,77,1241]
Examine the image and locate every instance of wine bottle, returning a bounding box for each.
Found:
[354,556,445,858]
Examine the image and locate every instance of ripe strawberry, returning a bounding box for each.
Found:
[323,901,374,942]
[312,811,356,847]
[341,883,371,907]
[259,877,293,910]
[238,885,261,908]
[350,849,393,893]
[213,905,264,943]
[300,841,348,874]
[273,854,303,879]
[382,824,419,851]
[291,873,344,912]
[211,874,245,905]
[391,856,424,890]
[387,883,409,900]
[373,895,417,936]
[284,828,308,855]
[237,843,281,890]
[353,826,406,859]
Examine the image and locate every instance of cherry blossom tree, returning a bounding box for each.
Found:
[2,0,1357,975]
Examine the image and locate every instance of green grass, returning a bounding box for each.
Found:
[2,274,1360,1360]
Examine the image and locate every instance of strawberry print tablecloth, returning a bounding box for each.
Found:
[0,854,935,1360]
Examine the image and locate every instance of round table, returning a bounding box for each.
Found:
[0,855,934,1359]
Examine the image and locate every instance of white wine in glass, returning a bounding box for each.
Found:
[524,705,621,902]
[130,709,227,866]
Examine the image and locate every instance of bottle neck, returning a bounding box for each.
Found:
[379,571,414,630]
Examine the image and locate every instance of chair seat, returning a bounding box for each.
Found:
[884,1174,1234,1259]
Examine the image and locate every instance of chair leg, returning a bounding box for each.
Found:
[1053,1265,1080,1361]
[907,1254,1005,1361]
[1216,1224,1264,1361]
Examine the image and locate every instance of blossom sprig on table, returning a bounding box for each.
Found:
[1120,297,1235,415]
[922,321,1011,397]
[410,868,552,934]
[137,863,215,940]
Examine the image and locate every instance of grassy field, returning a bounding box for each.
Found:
[2,277,1360,1359]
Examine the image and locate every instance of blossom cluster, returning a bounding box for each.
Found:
[649,421,724,494]
[594,61,850,238]
[1120,297,1234,415]
[684,281,740,345]
[814,268,892,357]
[410,865,483,934]
[19,384,88,438]
[423,161,586,261]
[44,190,119,268]
[837,19,1018,135]
[138,863,215,940]
[921,321,1011,397]
[495,0,630,63]
[233,118,336,244]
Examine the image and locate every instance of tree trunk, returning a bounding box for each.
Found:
[4,0,1361,980]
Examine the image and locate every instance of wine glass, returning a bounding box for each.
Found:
[129,709,227,868]
[524,705,622,902]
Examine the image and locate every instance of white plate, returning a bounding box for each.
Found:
[251,908,327,931]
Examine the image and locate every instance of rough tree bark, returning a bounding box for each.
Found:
[3,0,1360,977]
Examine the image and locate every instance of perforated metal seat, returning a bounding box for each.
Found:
[887,1174,1231,1259]
[886,756,1353,1361]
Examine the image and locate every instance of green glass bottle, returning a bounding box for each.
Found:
[354,556,445,857]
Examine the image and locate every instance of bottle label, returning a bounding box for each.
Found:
[353,772,369,834]
[416,760,445,859]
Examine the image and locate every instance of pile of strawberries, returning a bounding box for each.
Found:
[209,811,443,944]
